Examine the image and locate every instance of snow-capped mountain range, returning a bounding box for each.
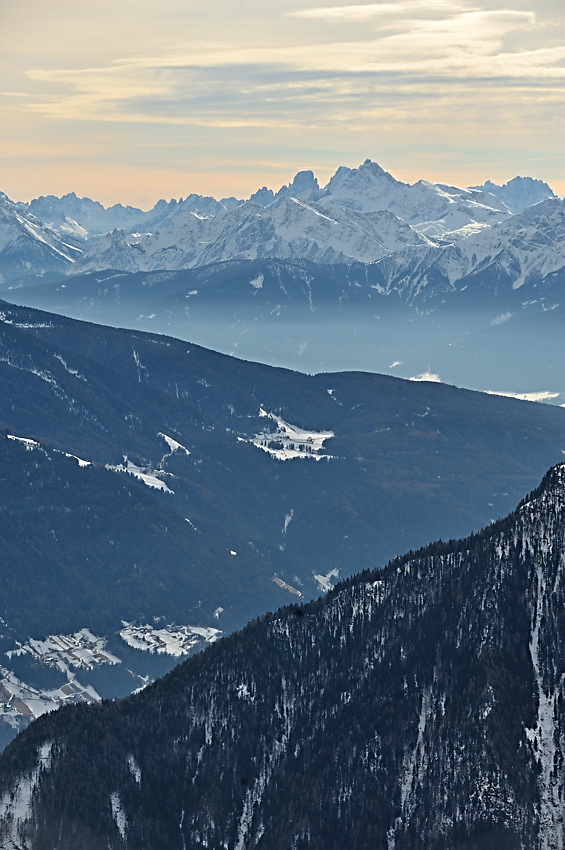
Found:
[2,160,562,402]
[0,192,81,283]
[0,160,559,287]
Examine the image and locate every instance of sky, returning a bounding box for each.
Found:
[1,0,564,208]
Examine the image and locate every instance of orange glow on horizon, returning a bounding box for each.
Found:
[2,161,563,208]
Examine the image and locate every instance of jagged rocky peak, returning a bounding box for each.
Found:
[1,463,564,849]
[151,197,179,214]
[323,157,400,195]
[251,170,321,207]
[0,161,562,284]
[249,185,275,206]
[108,227,129,244]
[291,168,318,189]
[277,168,320,199]
[178,193,230,215]
[323,162,352,190]
[471,175,557,213]
[23,193,144,237]
[315,158,418,215]
[358,157,397,178]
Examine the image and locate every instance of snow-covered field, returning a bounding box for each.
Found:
[7,434,90,467]
[243,408,334,461]
[0,630,119,725]
[7,628,120,671]
[0,666,100,726]
[0,620,221,733]
[119,622,221,657]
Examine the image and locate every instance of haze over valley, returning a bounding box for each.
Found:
[1,159,563,404]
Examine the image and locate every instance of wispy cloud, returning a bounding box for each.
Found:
[12,1,565,133]
[2,0,564,205]
[289,1,474,21]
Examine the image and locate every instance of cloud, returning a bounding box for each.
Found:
[2,0,563,207]
[289,1,473,21]
[13,1,564,132]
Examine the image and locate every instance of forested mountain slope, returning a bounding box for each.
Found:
[1,300,563,749]
[1,464,564,849]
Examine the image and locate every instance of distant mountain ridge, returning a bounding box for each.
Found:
[471,175,557,213]
[0,160,558,286]
[2,160,562,402]
[1,462,564,849]
[0,192,81,284]
[8,199,564,404]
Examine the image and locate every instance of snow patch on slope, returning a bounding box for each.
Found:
[7,433,90,466]
[409,371,441,383]
[0,742,53,845]
[243,408,334,461]
[159,432,190,455]
[525,560,565,849]
[106,457,174,493]
[111,791,127,841]
[486,390,560,403]
[314,569,339,593]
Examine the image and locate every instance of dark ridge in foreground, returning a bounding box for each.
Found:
[1,464,564,849]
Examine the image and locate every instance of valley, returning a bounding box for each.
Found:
[0,159,563,847]
[0,296,563,749]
